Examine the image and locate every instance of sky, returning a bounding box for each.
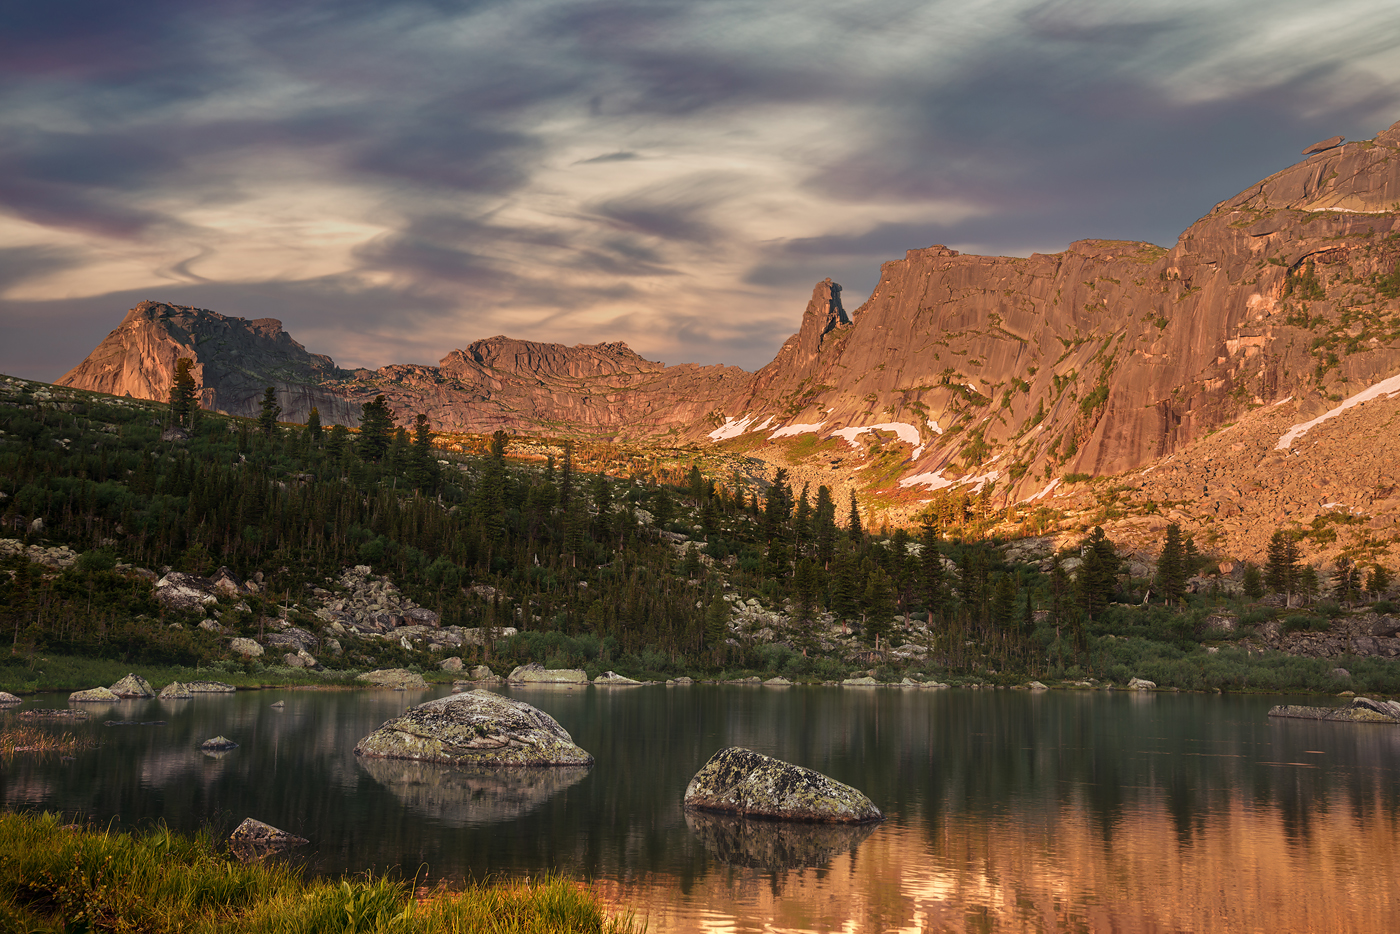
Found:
[3,0,1400,381]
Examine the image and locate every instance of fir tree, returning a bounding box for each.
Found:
[305,407,322,443]
[1075,527,1120,620]
[357,395,395,461]
[1155,523,1187,605]
[919,518,947,625]
[1367,564,1393,601]
[815,485,837,567]
[1242,562,1264,599]
[846,490,863,542]
[1265,530,1300,603]
[407,413,439,492]
[862,566,895,648]
[257,387,281,436]
[168,358,199,428]
[1332,557,1361,605]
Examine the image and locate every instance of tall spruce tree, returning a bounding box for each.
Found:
[305,407,322,443]
[1265,530,1300,604]
[168,358,199,428]
[408,413,439,492]
[1155,523,1187,605]
[919,517,947,625]
[1075,527,1120,620]
[257,387,281,436]
[357,395,394,461]
[846,490,863,542]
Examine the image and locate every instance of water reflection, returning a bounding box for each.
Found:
[5,687,1400,932]
[357,758,591,826]
[684,810,877,869]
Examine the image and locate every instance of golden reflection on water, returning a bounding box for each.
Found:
[609,792,1400,933]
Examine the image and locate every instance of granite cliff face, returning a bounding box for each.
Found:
[57,120,1400,501]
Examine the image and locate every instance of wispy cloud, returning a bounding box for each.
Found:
[1,0,1397,380]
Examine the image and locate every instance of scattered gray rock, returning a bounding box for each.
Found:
[439,656,464,671]
[154,572,220,611]
[229,638,264,657]
[1127,677,1156,691]
[353,690,594,766]
[0,691,21,706]
[469,665,502,682]
[271,701,286,709]
[1330,667,1351,679]
[1269,697,1400,723]
[842,676,880,686]
[684,747,883,823]
[357,668,428,689]
[19,708,88,721]
[594,671,642,686]
[227,818,308,860]
[109,673,155,698]
[507,663,587,685]
[1028,681,1049,691]
[186,681,236,693]
[201,735,238,750]
[69,687,120,703]
[763,676,793,686]
[158,682,192,699]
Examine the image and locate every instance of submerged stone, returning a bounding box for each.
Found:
[358,756,591,825]
[228,818,309,860]
[353,690,593,767]
[684,747,882,823]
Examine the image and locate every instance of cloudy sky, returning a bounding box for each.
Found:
[3,0,1399,380]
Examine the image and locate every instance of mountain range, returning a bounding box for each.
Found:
[56,119,1400,562]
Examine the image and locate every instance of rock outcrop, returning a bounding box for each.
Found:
[158,682,192,699]
[683,747,883,823]
[0,691,21,705]
[357,668,428,690]
[69,687,119,703]
[185,681,236,693]
[54,119,1400,509]
[353,690,593,766]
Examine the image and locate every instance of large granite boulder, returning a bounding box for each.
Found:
[507,663,588,685]
[229,638,264,657]
[0,691,20,706]
[69,687,120,703]
[684,747,882,823]
[158,681,193,699]
[109,673,155,698]
[357,668,428,689]
[154,572,220,611]
[353,690,593,766]
[593,671,641,686]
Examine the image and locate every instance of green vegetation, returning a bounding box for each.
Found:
[0,811,634,934]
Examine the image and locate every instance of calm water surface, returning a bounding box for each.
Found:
[5,684,1400,932]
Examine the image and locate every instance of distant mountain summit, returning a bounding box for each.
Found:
[60,119,1400,504]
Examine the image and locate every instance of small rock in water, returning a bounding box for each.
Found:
[159,681,193,699]
[271,701,286,709]
[0,691,21,706]
[108,673,155,698]
[684,747,883,823]
[201,735,239,751]
[228,818,309,860]
[69,686,120,703]
[594,670,642,686]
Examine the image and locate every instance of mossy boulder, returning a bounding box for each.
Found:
[353,690,593,767]
[684,747,882,823]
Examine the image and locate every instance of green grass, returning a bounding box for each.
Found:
[0,810,638,934]
[0,654,369,695]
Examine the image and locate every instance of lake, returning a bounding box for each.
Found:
[5,683,1400,932]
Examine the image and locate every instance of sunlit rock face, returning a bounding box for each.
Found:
[683,746,882,823]
[357,757,590,826]
[353,690,593,767]
[56,121,1400,496]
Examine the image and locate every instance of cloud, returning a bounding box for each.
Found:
[1,0,1398,383]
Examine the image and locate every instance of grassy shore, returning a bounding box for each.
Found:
[0,811,637,934]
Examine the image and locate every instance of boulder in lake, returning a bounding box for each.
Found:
[358,756,591,826]
[842,676,879,686]
[109,673,155,698]
[507,663,588,685]
[684,747,883,823]
[201,735,239,751]
[354,690,593,766]
[158,681,192,699]
[358,668,428,690]
[594,670,642,686]
[228,818,308,860]
[1270,697,1400,723]
[764,676,793,686]
[69,686,120,703]
[186,681,236,693]
[0,691,20,706]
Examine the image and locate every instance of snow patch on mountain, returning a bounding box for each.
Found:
[1275,373,1400,450]
[831,422,922,447]
[770,421,825,439]
[709,415,756,441]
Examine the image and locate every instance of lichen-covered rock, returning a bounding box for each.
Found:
[69,687,120,703]
[1127,677,1156,691]
[158,681,192,699]
[507,663,588,685]
[468,665,502,682]
[186,681,236,693]
[593,671,641,686]
[764,676,793,686]
[154,571,220,611]
[201,735,238,750]
[229,638,263,657]
[0,691,20,706]
[358,668,428,689]
[842,676,879,686]
[353,690,593,766]
[685,809,879,869]
[684,747,882,823]
[439,656,464,671]
[109,673,155,698]
[1270,697,1400,723]
[227,818,308,860]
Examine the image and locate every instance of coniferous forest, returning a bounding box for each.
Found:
[1,373,1398,695]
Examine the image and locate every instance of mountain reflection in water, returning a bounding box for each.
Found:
[357,757,591,826]
[4,685,1400,932]
[683,810,877,869]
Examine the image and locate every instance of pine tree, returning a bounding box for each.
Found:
[1242,562,1264,599]
[862,566,894,648]
[257,387,281,436]
[1332,557,1361,605]
[357,395,395,461]
[846,489,863,542]
[815,485,837,567]
[168,358,199,428]
[1075,527,1120,620]
[1367,564,1393,601]
[1155,523,1187,605]
[991,573,1018,629]
[919,518,947,625]
[407,413,439,492]
[1265,530,1300,604]
[305,407,322,443]
[830,549,861,628]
